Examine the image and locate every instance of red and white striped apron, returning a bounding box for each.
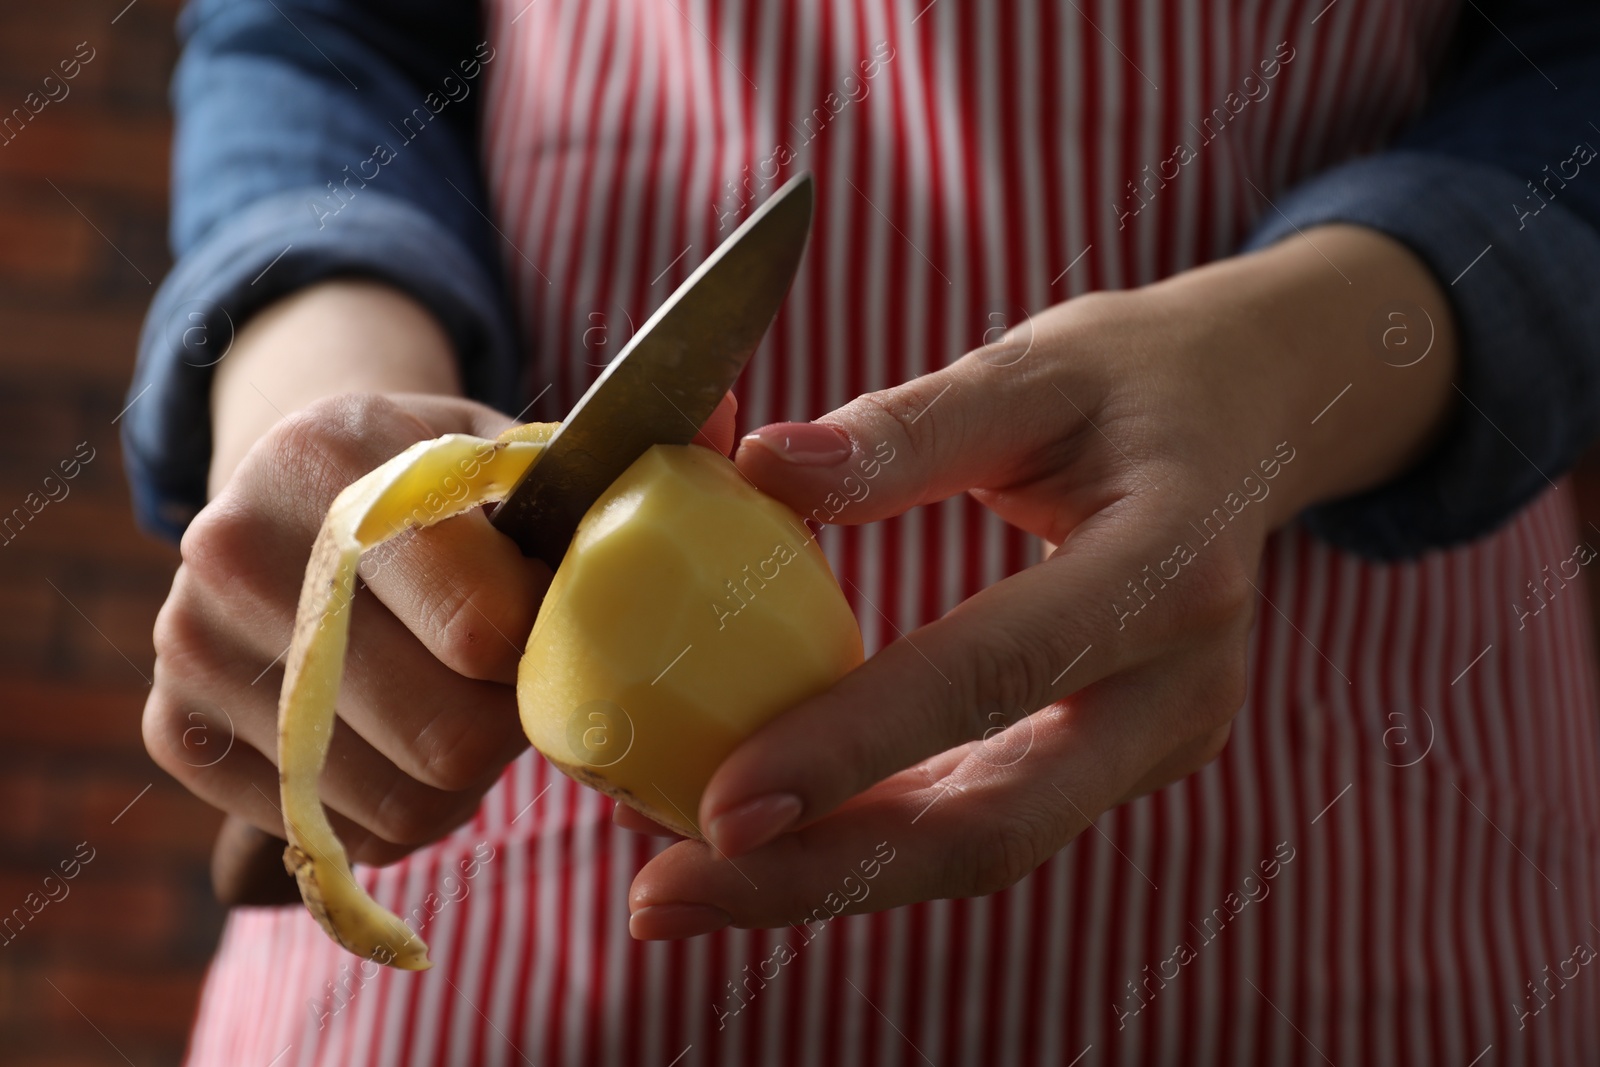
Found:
[185,1,1600,1063]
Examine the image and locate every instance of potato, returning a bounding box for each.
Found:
[276,427,861,969]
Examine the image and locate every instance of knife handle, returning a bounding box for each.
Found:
[211,814,302,906]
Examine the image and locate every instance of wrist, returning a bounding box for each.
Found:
[208,280,463,495]
[1154,224,1459,532]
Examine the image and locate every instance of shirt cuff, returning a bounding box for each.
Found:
[1240,151,1600,560]
[122,188,523,541]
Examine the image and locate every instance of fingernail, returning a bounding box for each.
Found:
[708,792,803,857]
[741,423,852,466]
[628,903,732,940]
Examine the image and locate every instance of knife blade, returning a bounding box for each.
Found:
[490,172,815,566]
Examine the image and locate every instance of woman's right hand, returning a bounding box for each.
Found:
[143,281,550,868]
[147,389,553,867]
[145,279,743,878]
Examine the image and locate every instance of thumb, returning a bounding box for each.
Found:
[690,391,739,456]
[734,341,1055,525]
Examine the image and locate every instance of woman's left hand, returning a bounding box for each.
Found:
[624,224,1459,939]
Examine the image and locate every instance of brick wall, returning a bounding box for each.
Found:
[0,2,225,1065]
[2,3,1600,1066]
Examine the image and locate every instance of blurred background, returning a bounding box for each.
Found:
[0,2,223,1065]
[2,2,1600,1065]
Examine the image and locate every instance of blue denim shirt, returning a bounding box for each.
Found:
[126,0,1600,558]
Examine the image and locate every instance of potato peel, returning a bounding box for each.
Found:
[277,426,554,971]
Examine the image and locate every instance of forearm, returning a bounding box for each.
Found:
[1222,0,1600,557]
[1149,223,1459,533]
[125,0,518,541]
[208,281,462,495]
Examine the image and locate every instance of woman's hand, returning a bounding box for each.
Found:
[149,389,554,869]
[625,224,1460,939]
[145,281,555,869]
[148,279,741,884]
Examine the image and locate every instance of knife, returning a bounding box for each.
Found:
[211,172,815,906]
[490,171,815,566]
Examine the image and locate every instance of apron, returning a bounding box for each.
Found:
[184,2,1600,1063]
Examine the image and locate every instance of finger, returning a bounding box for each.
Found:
[208,393,552,687]
[362,507,553,686]
[168,554,528,800]
[632,775,1059,936]
[690,391,739,455]
[335,594,530,791]
[697,507,1251,856]
[733,326,1103,534]
[612,801,687,838]
[143,696,413,867]
[635,663,1237,932]
[352,392,556,684]
[631,729,1093,934]
[157,666,488,859]
[150,588,500,851]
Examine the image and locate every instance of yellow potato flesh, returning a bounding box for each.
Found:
[276,426,862,968]
[519,444,864,837]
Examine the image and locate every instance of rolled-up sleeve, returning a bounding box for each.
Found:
[124,0,522,540]
[1242,0,1600,559]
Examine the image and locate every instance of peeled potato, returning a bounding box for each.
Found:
[276,426,862,969]
[519,444,863,838]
